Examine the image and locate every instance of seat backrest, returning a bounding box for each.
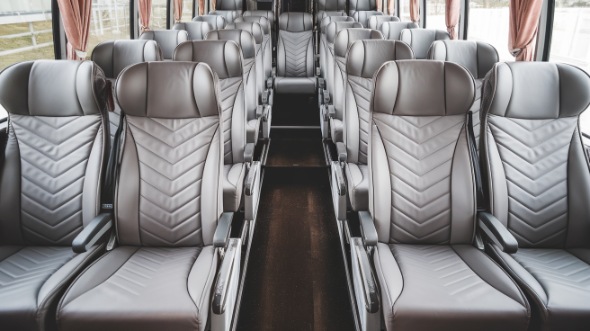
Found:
[353,11,383,28]
[380,21,419,40]
[193,15,227,30]
[400,28,450,59]
[343,40,413,165]
[243,10,275,26]
[317,0,347,12]
[139,30,189,59]
[349,0,381,27]
[370,60,476,245]
[277,12,314,78]
[209,10,241,23]
[0,60,109,246]
[368,15,400,30]
[324,21,363,94]
[482,62,590,248]
[173,21,213,40]
[234,16,272,80]
[115,61,223,247]
[216,0,243,10]
[319,16,355,78]
[207,29,258,121]
[316,10,347,26]
[227,22,265,102]
[174,40,247,165]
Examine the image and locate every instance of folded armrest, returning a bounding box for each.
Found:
[266,77,274,89]
[261,104,271,122]
[212,238,240,315]
[478,212,518,254]
[327,104,335,118]
[336,142,347,163]
[245,161,261,220]
[359,211,378,247]
[244,143,255,164]
[72,213,113,253]
[213,212,234,248]
[352,238,380,314]
[330,161,346,221]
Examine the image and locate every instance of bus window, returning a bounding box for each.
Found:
[151,0,168,29]
[86,0,131,58]
[0,0,54,71]
[426,0,448,30]
[468,0,513,60]
[180,0,195,22]
[399,0,414,22]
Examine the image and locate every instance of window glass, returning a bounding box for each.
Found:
[399,0,414,22]
[468,0,512,60]
[87,0,130,58]
[151,0,168,29]
[426,0,448,30]
[181,0,195,22]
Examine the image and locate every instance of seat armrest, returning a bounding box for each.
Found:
[213,212,234,248]
[244,143,255,164]
[358,211,378,247]
[318,77,325,89]
[256,105,263,118]
[352,238,380,314]
[245,161,262,220]
[244,161,261,196]
[266,77,274,89]
[322,89,330,104]
[336,142,347,163]
[327,104,335,118]
[212,238,241,315]
[261,104,271,122]
[478,211,518,254]
[72,213,113,253]
[331,161,346,196]
[330,161,347,221]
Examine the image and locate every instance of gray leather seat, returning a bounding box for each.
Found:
[0,60,109,331]
[349,0,383,27]
[318,16,355,89]
[139,29,189,60]
[366,60,530,331]
[193,14,227,30]
[243,10,276,45]
[400,28,450,59]
[428,40,499,148]
[481,62,590,330]
[380,21,419,40]
[315,0,347,26]
[341,40,412,212]
[316,10,347,27]
[367,15,399,30]
[209,10,241,23]
[91,40,162,143]
[173,21,213,40]
[57,62,240,331]
[330,28,383,142]
[210,0,242,23]
[235,16,272,87]
[207,29,262,143]
[174,40,249,213]
[274,12,317,94]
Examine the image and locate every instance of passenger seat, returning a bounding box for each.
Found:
[193,14,227,30]
[243,10,276,45]
[172,21,213,40]
[349,0,383,27]
[400,28,450,59]
[210,0,242,23]
[139,30,189,60]
[380,21,419,40]
[367,15,399,30]
[316,0,347,26]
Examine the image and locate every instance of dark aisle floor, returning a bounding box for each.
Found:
[272,94,320,127]
[266,129,325,167]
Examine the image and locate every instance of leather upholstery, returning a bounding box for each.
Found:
[400,28,450,59]
[380,21,419,40]
[0,60,109,330]
[173,21,212,40]
[317,0,347,11]
[139,30,189,59]
[316,10,347,26]
[352,11,383,28]
[235,16,273,81]
[216,0,242,10]
[278,12,313,32]
[482,62,590,329]
[367,15,400,30]
[369,60,530,330]
[319,16,355,79]
[243,10,275,26]
[193,14,227,30]
[209,10,242,23]
[57,61,224,331]
[324,21,363,102]
[348,0,381,27]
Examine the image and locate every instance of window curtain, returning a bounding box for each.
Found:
[445,0,460,39]
[410,0,420,23]
[387,0,395,15]
[174,0,183,23]
[56,0,92,60]
[509,0,543,61]
[376,0,382,12]
[138,0,152,32]
[199,0,206,15]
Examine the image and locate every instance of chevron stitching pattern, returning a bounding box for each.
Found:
[374,114,464,244]
[488,116,576,247]
[391,245,497,299]
[348,75,373,165]
[513,249,590,292]
[11,115,102,245]
[218,77,242,164]
[99,248,201,298]
[281,31,312,77]
[0,247,73,299]
[127,116,218,246]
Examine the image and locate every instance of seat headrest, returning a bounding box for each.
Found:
[91,40,162,79]
[349,0,377,11]
[334,28,383,57]
[139,30,189,59]
[400,29,450,58]
[235,16,270,35]
[0,60,108,116]
[483,62,590,119]
[226,22,264,44]
[373,60,475,116]
[368,15,400,30]
[347,40,414,78]
[317,10,347,25]
[326,21,363,44]
[173,21,213,40]
[193,15,227,30]
[209,10,241,23]
[320,16,355,33]
[206,29,256,59]
[243,10,275,25]
[216,0,242,11]
[116,62,219,118]
[428,40,498,80]
[174,40,243,79]
[380,21,419,40]
[278,12,313,32]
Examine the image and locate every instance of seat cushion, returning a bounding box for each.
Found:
[374,243,530,331]
[247,118,261,143]
[274,77,317,94]
[0,245,102,331]
[345,163,369,211]
[224,163,246,212]
[488,246,590,330]
[58,246,217,331]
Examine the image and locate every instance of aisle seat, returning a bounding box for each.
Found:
[399,28,450,59]
[380,21,419,40]
[139,30,189,60]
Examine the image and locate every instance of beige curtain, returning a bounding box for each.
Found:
[57,0,92,60]
[445,0,460,39]
[138,0,152,32]
[174,0,183,23]
[387,0,395,15]
[509,0,543,61]
[410,0,420,23]
[199,0,206,15]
